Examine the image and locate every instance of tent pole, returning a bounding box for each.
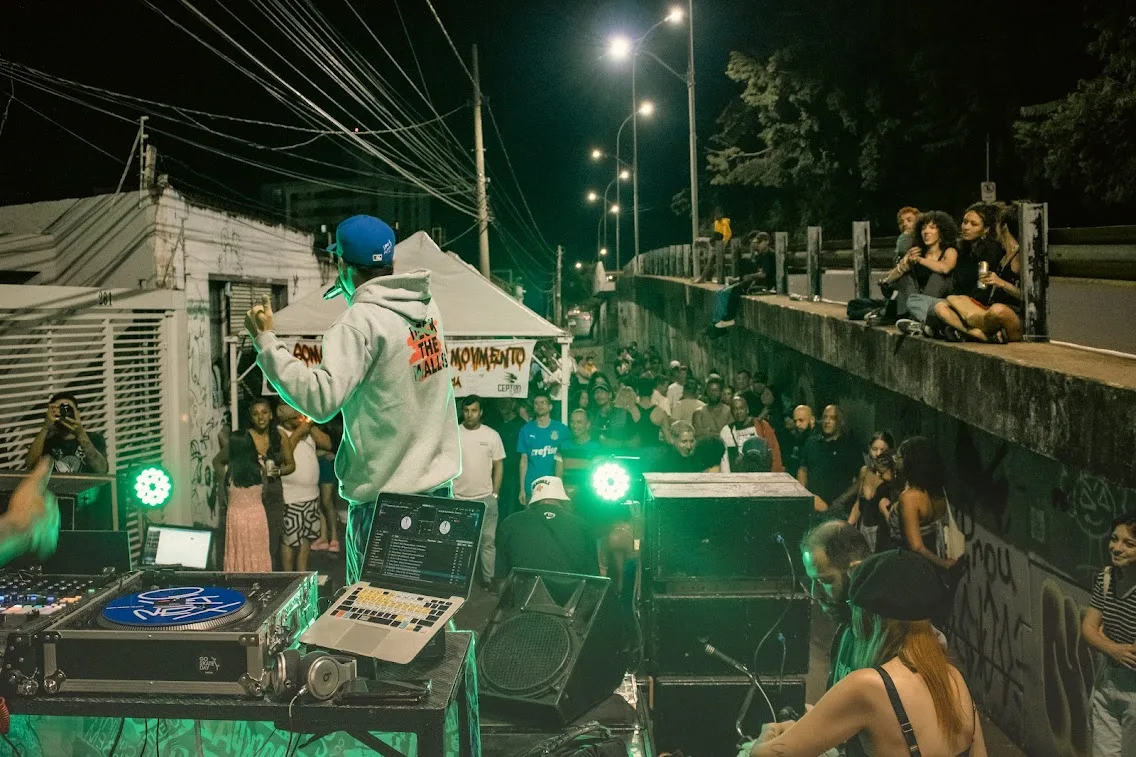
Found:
[228,339,239,431]
[559,338,571,425]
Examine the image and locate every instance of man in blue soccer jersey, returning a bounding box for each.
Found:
[516,389,569,506]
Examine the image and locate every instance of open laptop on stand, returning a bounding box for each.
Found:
[141,525,214,570]
[301,493,483,664]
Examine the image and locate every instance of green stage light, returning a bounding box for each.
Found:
[133,466,172,508]
[592,462,631,502]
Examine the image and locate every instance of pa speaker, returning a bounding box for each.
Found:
[477,570,626,725]
[651,675,807,757]
[643,473,813,583]
[647,593,811,676]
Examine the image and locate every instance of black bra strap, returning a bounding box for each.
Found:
[876,666,921,755]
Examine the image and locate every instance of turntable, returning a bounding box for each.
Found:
[40,571,318,697]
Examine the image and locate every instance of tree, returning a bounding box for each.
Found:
[1015,10,1136,205]
[705,0,1090,233]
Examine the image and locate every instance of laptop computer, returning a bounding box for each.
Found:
[301,493,484,664]
[141,525,214,570]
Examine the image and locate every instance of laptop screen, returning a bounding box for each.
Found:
[142,526,213,569]
[361,494,483,597]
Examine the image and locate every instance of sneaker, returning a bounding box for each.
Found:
[896,319,925,337]
[310,536,330,551]
[327,539,341,554]
[714,319,736,328]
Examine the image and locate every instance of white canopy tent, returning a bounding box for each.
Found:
[233,231,571,424]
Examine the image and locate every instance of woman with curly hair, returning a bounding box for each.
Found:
[873,211,959,326]
[898,203,1002,337]
[932,203,1024,343]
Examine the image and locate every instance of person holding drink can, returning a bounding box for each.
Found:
[934,202,1025,343]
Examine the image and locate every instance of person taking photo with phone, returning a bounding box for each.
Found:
[24,393,108,475]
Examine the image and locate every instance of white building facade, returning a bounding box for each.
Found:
[0,186,326,528]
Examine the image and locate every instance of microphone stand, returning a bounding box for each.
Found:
[703,640,767,744]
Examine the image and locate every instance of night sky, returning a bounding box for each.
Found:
[0,1,1093,295]
[0,1,768,287]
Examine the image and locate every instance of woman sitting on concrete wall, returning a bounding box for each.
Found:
[932,202,1024,343]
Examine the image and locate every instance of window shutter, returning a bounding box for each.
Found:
[226,282,275,336]
[0,294,174,564]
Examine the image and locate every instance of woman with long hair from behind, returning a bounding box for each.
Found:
[750,550,986,756]
[223,433,273,572]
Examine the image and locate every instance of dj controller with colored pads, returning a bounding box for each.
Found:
[0,569,125,696]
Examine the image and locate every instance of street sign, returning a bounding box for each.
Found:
[981,181,997,203]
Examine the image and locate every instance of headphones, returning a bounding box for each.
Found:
[269,649,358,702]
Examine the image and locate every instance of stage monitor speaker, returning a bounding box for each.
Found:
[643,473,813,583]
[12,530,131,574]
[647,593,811,676]
[651,675,807,757]
[477,569,626,725]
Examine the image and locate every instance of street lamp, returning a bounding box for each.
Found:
[575,261,583,270]
[608,5,695,270]
[587,190,599,203]
[609,204,620,214]
[600,248,608,257]
[590,148,604,160]
[619,168,630,181]
[614,100,654,270]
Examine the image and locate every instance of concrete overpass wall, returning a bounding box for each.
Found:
[614,274,1136,757]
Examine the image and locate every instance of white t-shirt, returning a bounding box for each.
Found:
[280,426,319,504]
[453,423,506,500]
[720,422,759,473]
[666,382,685,410]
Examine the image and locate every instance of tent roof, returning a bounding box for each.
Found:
[272,231,565,340]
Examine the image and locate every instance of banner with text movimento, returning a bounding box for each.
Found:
[264,338,536,399]
[449,339,536,398]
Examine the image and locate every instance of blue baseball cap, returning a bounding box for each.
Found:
[326,215,396,268]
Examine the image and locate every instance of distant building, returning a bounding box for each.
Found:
[260,178,435,246]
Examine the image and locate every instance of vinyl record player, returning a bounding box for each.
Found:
[40,570,318,697]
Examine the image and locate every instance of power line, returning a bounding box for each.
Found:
[422,0,475,86]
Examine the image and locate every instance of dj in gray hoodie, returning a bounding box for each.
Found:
[254,270,460,506]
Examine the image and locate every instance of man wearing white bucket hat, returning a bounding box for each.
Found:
[496,476,598,579]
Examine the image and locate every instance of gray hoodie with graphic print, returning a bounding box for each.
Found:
[254,270,461,504]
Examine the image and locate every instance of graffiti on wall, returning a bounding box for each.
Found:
[186,300,221,525]
[949,520,1030,741]
[1033,572,1095,757]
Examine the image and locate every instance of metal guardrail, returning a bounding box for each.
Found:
[624,223,1136,282]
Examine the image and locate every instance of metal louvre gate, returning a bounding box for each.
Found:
[0,288,177,563]
[225,281,274,336]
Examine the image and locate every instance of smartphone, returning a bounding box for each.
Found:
[337,678,431,705]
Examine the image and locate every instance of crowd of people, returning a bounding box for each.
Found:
[6,206,1133,757]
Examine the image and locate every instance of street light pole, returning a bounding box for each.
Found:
[686,0,699,251]
[630,52,639,271]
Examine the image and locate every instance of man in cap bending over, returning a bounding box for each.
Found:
[496,476,599,579]
[245,216,460,583]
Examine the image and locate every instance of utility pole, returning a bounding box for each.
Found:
[117,116,147,195]
[555,245,563,324]
[686,0,699,249]
[139,116,151,194]
[472,45,491,278]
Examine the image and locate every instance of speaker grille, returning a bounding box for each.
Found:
[480,613,572,696]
